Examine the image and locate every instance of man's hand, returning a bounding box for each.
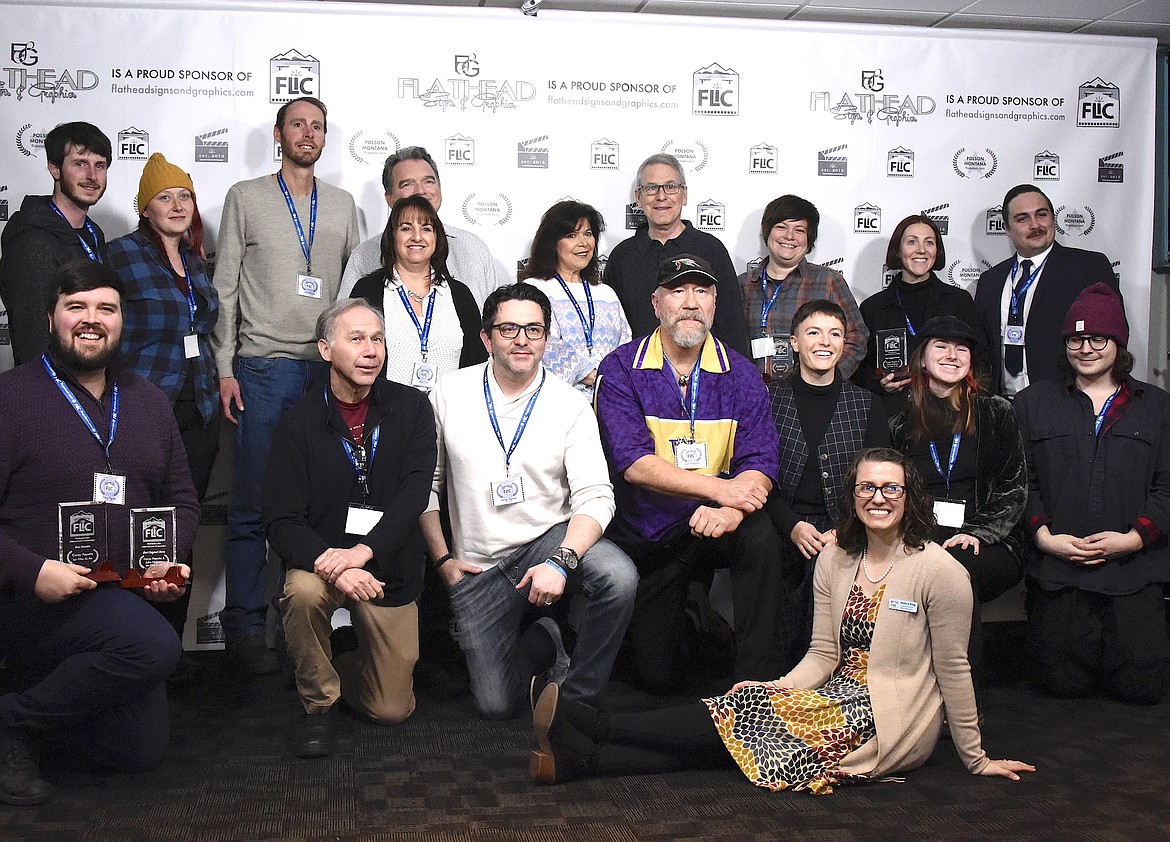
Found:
[1070,530,1143,565]
[314,545,373,585]
[690,505,745,538]
[790,521,833,560]
[142,563,191,602]
[517,561,567,607]
[334,568,385,602]
[219,376,244,425]
[709,473,769,513]
[33,560,97,604]
[436,556,483,588]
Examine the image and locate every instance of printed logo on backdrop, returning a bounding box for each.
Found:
[15,124,48,157]
[1,41,98,103]
[1111,260,1120,284]
[952,148,997,179]
[270,49,320,103]
[1055,205,1095,237]
[881,264,899,288]
[696,200,725,232]
[1077,78,1120,128]
[661,139,708,172]
[818,145,847,177]
[947,259,991,288]
[591,139,619,170]
[921,204,949,236]
[0,184,8,222]
[823,257,847,280]
[399,56,536,113]
[861,69,884,92]
[810,71,935,126]
[518,136,549,169]
[854,203,881,234]
[1098,152,1123,184]
[462,193,513,226]
[446,134,475,166]
[749,143,777,175]
[597,253,609,277]
[117,127,149,161]
[194,129,229,163]
[887,147,914,178]
[517,257,529,275]
[692,63,738,116]
[986,206,1006,236]
[197,612,224,646]
[273,140,283,164]
[349,132,400,165]
[454,54,480,78]
[625,202,646,230]
[1034,150,1060,181]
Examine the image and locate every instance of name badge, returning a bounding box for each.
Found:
[297,273,323,299]
[490,476,525,507]
[888,598,919,614]
[1003,324,1026,346]
[672,440,709,470]
[93,472,127,506]
[934,499,966,529]
[411,360,438,390]
[183,333,200,360]
[345,505,383,536]
[750,336,776,360]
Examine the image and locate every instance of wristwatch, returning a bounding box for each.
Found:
[548,546,579,571]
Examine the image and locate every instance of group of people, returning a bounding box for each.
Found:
[0,100,1165,807]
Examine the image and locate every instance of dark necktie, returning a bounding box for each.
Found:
[1005,258,1032,376]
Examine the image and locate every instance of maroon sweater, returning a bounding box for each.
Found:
[0,355,199,603]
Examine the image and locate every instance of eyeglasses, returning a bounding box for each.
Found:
[638,182,685,196]
[491,322,547,341]
[854,482,906,500]
[1065,335,1110,351]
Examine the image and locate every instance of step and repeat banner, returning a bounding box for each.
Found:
[0,0,1157,645]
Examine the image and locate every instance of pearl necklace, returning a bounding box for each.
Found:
[860,548,893,584]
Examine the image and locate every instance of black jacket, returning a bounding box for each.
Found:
[261,378,437,607]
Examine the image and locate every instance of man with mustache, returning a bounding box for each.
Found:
[0,122,112,367]
[595,255,793,693]
[974,184,1117,398]
[0,261,198,805]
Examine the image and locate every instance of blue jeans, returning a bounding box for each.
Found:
[220,356,326,644]
[447,522,637,719]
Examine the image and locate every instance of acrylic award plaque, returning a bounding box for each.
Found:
[124,507,179,588]
[876,328,909,377]
[59,501,108,579]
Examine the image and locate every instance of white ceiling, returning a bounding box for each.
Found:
[345,0,1170,45]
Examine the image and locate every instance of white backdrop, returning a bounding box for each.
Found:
[0,0,1157,645]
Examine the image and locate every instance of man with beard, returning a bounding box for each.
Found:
[212,96,360,675]
[595,255,792,693]
[0,122,112,366]
[0,261,198,805]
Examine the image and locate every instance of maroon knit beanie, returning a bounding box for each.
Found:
[1062,282,1129,347]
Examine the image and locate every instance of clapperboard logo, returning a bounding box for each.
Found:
[696,199,725,231]
[692,62,738,116]
[921,203,949,236]
[887,146,914,178]
[749,142,777,174]
[591,138,619,169]
[1098,151,1123,183]
[986,206,1006,236]
[446,134,475,166]
[625,201,646,230]
[194,128,228,163]
[823,257,847,281]
[270,48,320,103]
[516,257,529,275]
[1034,150,1060,181]
[1111,260,1120,285]
[818,145,847,177]
[0,184,8,222]
[117,127,149,160]
[1077,78,1120,128]
[854,203,881,234]
[196,612,225,646]
[517,135,549,169]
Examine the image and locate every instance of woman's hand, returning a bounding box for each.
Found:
[942,533,981,555]
[728,680,767,693]
[978,759,1036,780]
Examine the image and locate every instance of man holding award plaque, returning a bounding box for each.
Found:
[595,255,793,693]
[0,261,197,805]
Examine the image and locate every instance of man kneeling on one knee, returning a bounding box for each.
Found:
[262,299,437,757]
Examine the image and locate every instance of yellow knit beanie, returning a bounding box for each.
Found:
[136,153,195,215]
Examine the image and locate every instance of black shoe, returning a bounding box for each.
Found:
[0,726,53,806]
[290,710,335,759]
[529,685,595,785]
[166,653,199,687]
[227,633,280,676]
[330,625,359,658]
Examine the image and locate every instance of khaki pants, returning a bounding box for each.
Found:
[281,568,418,724]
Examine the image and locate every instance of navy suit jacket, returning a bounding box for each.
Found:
[973,241,1117,394]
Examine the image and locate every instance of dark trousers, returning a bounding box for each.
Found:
[596,701,731,776]
[1025,580,1170,705]
[0,588,181,771]
[617,510,793,694]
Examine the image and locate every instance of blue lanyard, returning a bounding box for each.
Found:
[325,386,380,499]
[483,367,546,474]
[395,282,437,359]
[179,252,198,331]
[277,173,317,274]
[892,285,917,337]
[1008,256,1047,320]
[555,274,595,353]
[1094,387,1121,436]
[928,434,962,492]
[42,354,118,469]
[665,357,702,440]
[49,202,102,264]
[759,268,784,336]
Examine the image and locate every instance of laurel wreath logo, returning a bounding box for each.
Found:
[16,124,33,157]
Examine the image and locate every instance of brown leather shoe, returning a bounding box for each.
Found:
[529,682,560,784]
